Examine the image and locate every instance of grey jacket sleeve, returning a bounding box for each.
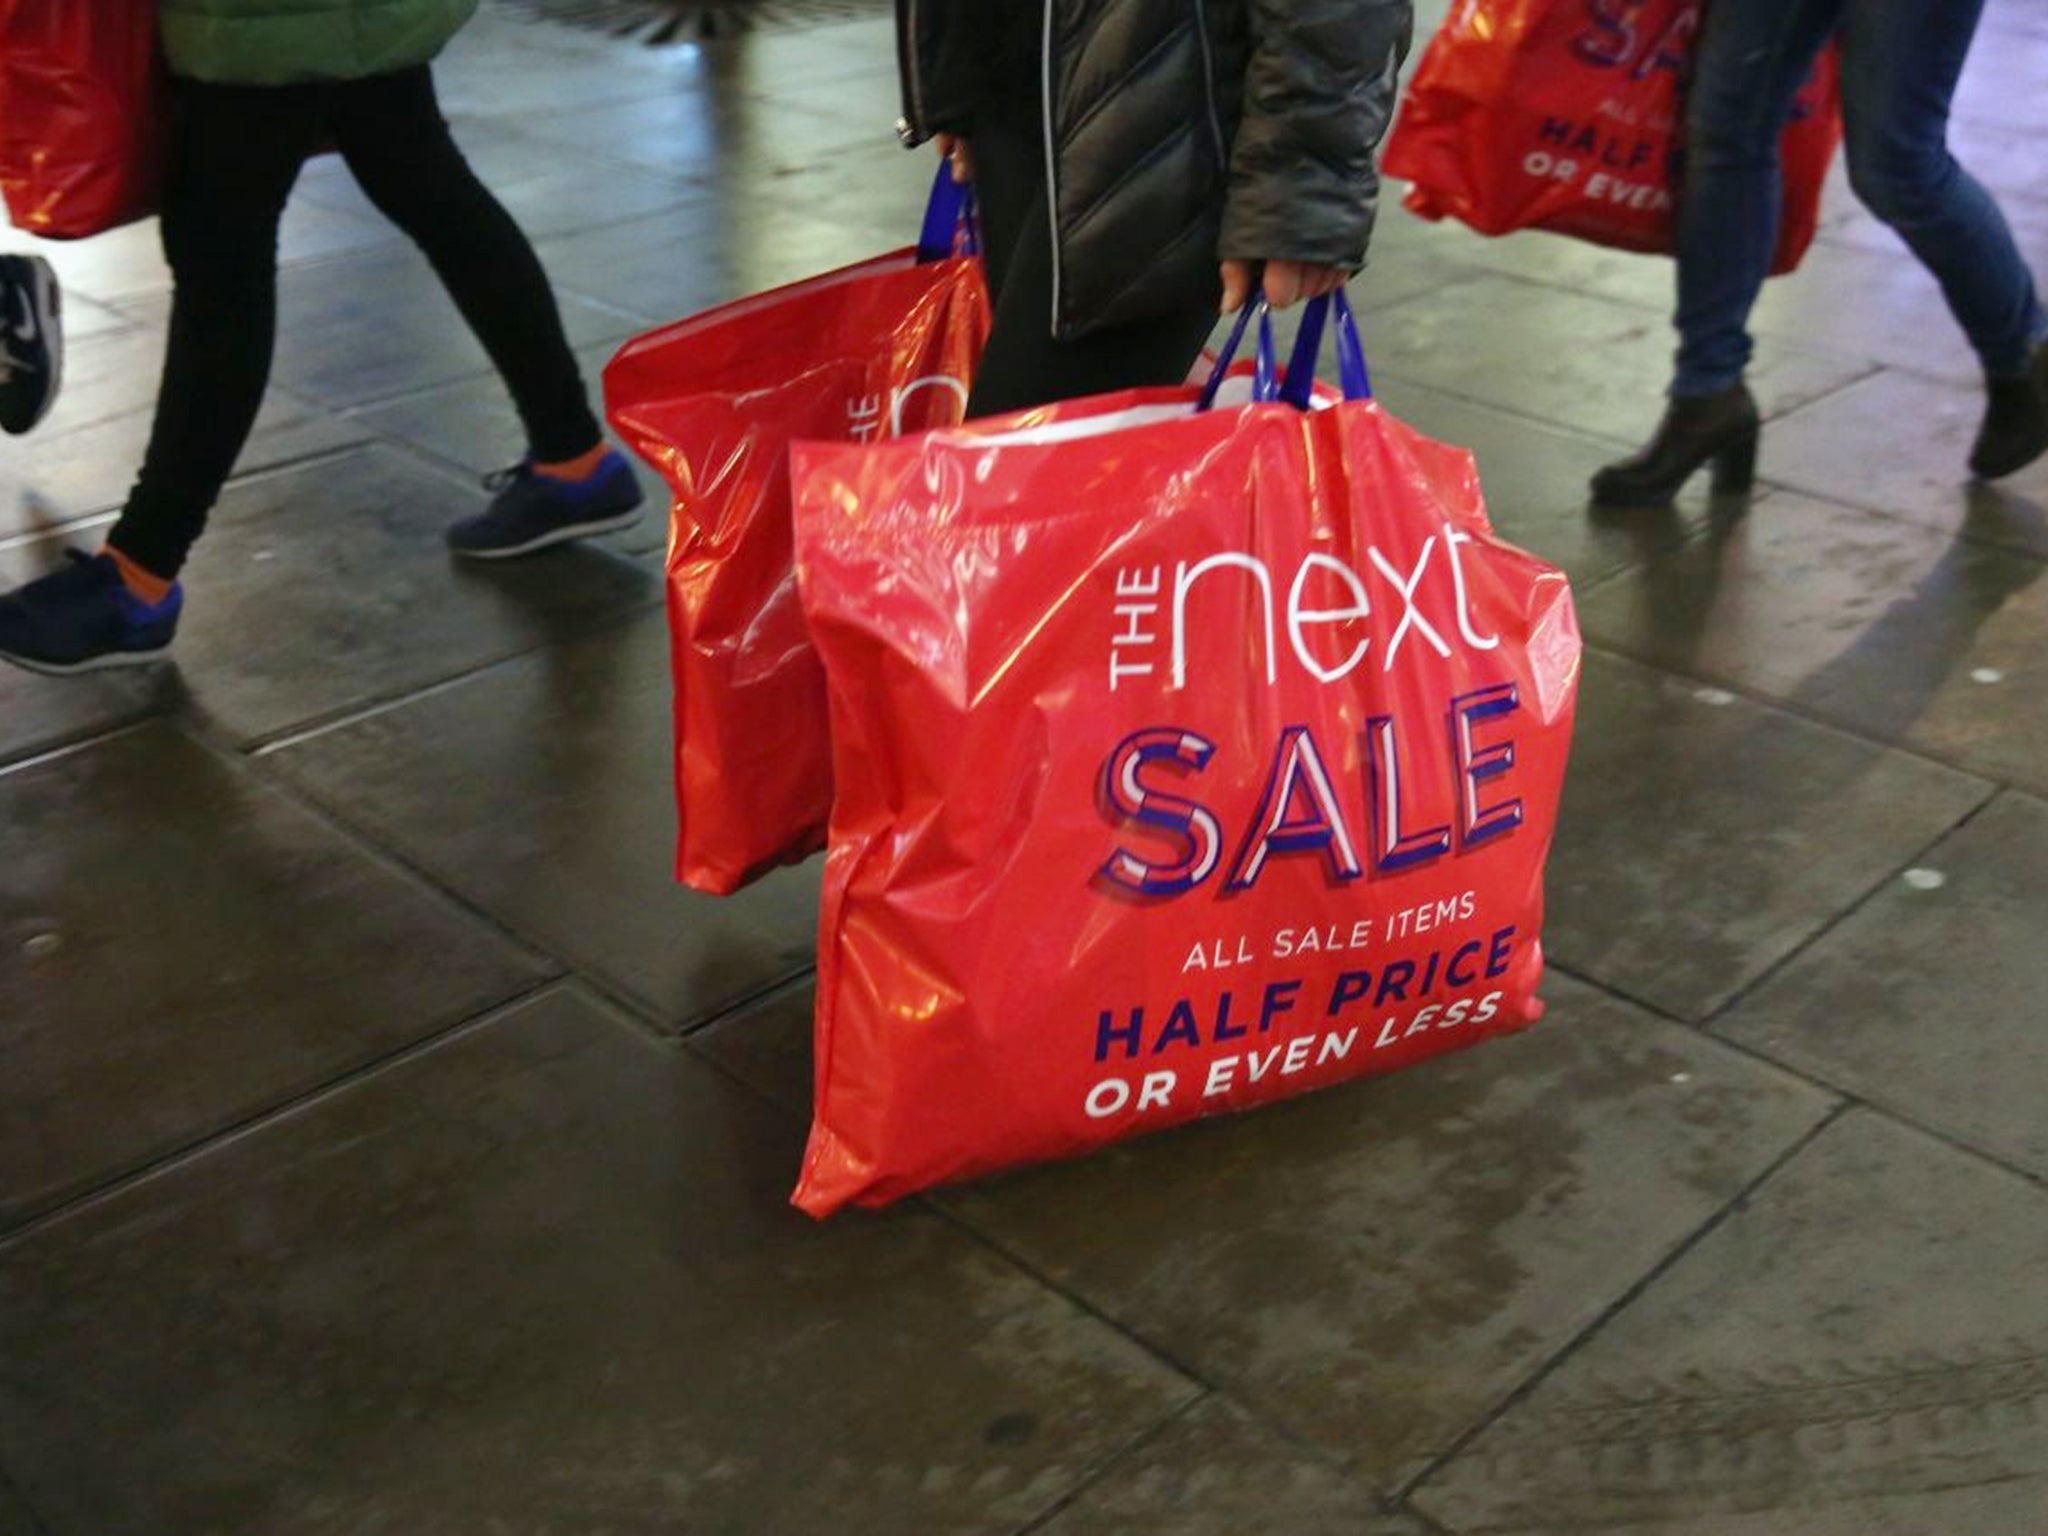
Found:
[1218,0,1414,268]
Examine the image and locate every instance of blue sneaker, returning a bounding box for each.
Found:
[0,550,182,674]
[446,449,645,559]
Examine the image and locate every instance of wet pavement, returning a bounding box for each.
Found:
[4,2,2047,1531]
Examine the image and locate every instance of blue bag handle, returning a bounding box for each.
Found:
[1197,300,1280,411]
[1281,287,1373,407]
[1200,287,1372,413]
[916,164,980,261]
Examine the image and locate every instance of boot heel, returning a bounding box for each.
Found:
[1712,429,1759,494]
[1590,384,1760,508]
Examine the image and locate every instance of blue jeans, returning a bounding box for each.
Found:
[1673,0,2047,397]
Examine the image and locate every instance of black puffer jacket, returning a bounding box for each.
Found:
[898,0,1412,339]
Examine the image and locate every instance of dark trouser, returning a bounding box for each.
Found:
[964,113,1218,418]
[1674,0,2045,396]
[110,67,602,578]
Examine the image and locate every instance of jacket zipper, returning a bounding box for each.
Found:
[1041,0,1064,335]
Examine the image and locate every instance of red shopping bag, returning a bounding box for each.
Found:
[1382,0,1841,275]
[605,173,990,895]
[789,296,1582,1216]
[0,0,166,237]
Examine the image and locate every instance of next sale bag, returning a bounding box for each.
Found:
[0,0,166,238]
[605,173,990,894]
[1382,0,1841,275]
[789,296,1581,1216]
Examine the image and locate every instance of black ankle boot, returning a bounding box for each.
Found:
[1969,343,2048,480]
[1590,383,1761,507]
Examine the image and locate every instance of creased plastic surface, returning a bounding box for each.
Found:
[0,0,166,238]
[604,251,989,895]
[789,389,1582,1216]
[1381,0,1842,276]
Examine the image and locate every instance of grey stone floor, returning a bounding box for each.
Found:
[3,4,2047,1532]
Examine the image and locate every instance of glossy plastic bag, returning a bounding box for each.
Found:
[605,172,990,895]
[789,296,1582,1216]
[0,0,166,237]
[1382,0,1841,275]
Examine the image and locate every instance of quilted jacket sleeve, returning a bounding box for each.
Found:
[1219,0,1413,269]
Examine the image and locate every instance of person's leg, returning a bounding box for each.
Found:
[0,84,317,672]
[964,113,1216,418]
[1836,0,2048,476]
[326,66,639,555]
[1671,0,1845,398]
[1592,0,1841,505]
[328,67,601,463]
[1838,0,2043,377]
[106,80,322,580]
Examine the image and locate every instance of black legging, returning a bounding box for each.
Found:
[963,100,1218,419]
[109,68,602,578]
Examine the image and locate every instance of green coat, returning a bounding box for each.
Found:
[160,0,480,86]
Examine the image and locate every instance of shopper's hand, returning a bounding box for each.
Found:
[934,133,974,184]
[1219,259,1351,314]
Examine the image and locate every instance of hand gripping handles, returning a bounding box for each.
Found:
[1198,287,1373,411]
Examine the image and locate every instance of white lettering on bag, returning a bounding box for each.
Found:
[1114,522,1495,694]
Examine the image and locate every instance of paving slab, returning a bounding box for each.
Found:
[532,195,893,326]
[30,288,133,345]
[687,979,815,1117]
[0,3,2041,1527]
[512,84,892,184]
[449,12,898,117]
[1035,1398,1429,1536]
[1575,493,2048,794]
[756,137,958,252]
[0,986,1197,1536]
[1545,650,1991,1021]
[14,196,401,309]
[1818,182,2048,276]
[688,15,902,93]
[1414,1111,2048,1535]
[1370,380,1711,589]
[450,151,709,248]
[295,123,709,246]
[431,38,692,123]
[1366,276,1875,445]
[1371,214,1676,324]
[0,390,371,542]
[1758,369,2048,560]
[1744,242,1981,387]
[1979,0,2048,45]
[1953,41,2048,132]
[271,608,820,1028]
[0,668,168,776]
[870,976,1835,1495]
[11,326,176,443]
[17,447,659,747]
[1820,119,2048,272]
[345,341,668,555]
[0,724,548,1232]
[1373,159,1991,392]
[1714,792,2048,1180]
[1945,113,2048,221]
[116,247,639,411]
[1368,120,2023,399]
